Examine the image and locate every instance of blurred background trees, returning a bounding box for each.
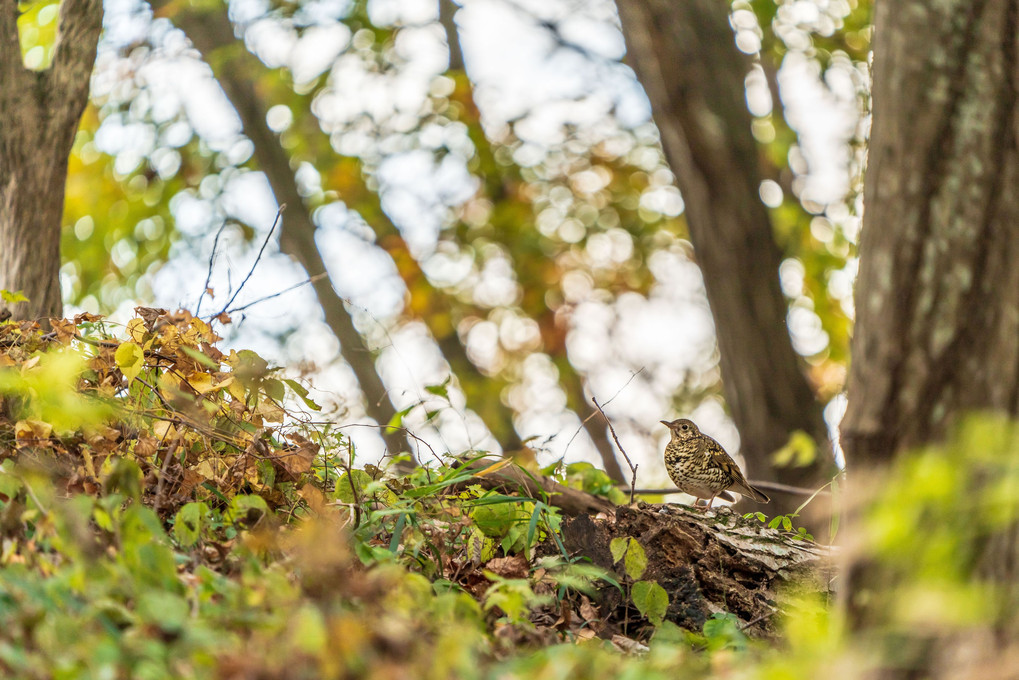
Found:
[4,0,870,503]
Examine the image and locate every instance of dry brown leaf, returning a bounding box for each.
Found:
[485,555,529,579]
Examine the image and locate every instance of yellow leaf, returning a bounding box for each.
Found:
[153,421,177,440]
[115,341,145,383]
[15,419,52,441]
[254,400,285,423]
[127,318,147,344]
[187,372,217,395]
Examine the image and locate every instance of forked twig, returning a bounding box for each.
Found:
[212,204,286,321]
[592,397,638,504]
[195,220,229,317]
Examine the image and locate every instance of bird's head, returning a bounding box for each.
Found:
[661,418,699,438]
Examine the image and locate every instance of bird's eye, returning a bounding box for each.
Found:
[681,424,689,430]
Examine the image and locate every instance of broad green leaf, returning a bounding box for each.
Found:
[386,404,414,432]
[226,494,269,527]
[173,502,210,547]
[632,580,669,625]
[610,536,629,565]
[136,591,189,634]
[263,377,286,402]
[623,538,648,581]
[424,378,450,400]
[334,469,373,504]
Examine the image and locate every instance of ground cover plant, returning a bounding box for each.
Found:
[0,307,1016,679]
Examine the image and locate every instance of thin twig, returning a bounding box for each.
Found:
[19,476,49,517]
[628,480,831,497]
[224,272,328,315]
[563,368,645,457]
[592,397,638,504]
[152,436,181,517]
[212,204,286,321]
[739,609,774,632]
[195,220,229,317]
[340,439,361,527]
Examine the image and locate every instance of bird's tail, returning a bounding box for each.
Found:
[732,481,770,504]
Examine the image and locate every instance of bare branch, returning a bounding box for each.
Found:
[212,205,285,321]
[592,397,638,504]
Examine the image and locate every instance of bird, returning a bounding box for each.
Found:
[661,418,770,508]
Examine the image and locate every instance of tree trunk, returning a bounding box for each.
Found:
[842,0,1019,464]
[842,3,1019,669]
[615,0,835,509]
[162,4,411,460]
[0,0,103,321]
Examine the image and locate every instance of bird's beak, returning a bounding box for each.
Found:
[660,420,671,427]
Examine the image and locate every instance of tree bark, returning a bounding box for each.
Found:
[0,0,103,321]
[842,0,1019,464]
[615,0,835,507]
[162,5,411,459]
[842,3,1019,668]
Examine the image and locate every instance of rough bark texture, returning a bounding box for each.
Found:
[615,0,835,507]
[842,4,1019,672]
[461,456,829,637]
[553,504,829,638]
[842,0,1019,465]
[0,0,103,321]
[162,5,411,459]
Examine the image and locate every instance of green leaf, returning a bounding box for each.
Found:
[115,341,145,383]
[284,378,321,411]
[0,290,28,304]
[386,404,414,432]
[424,378,450,400]
[471,501,518,539]
[334,469,373,504]
[226,494,269,527]
[771,430,817,467]
[180,345,220,368]
[632,580,669,625]
[610,537,629,565]
[702,612,748,651]
[624,538,648,581]
[173,502,210,547]
[136,591,189,634]
[263,378,286,402]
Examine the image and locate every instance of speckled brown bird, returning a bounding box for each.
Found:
[661,418,770,508]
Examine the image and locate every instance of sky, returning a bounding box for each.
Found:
[76,0,864,488]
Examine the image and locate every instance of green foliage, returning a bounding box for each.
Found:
[610,536,648,581]
[631,580,669,626]
[6,310,1019,677]
[611,536,671,629]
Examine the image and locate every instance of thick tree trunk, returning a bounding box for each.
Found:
[0,0,103,321]
[842,0,1019,464]
[615,0,835,508]
[842,3,1019,669]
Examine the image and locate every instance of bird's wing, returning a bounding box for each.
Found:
[702,436,750,484]
[703,437,770,503]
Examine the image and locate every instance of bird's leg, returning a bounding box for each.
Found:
[706,495,716,510]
